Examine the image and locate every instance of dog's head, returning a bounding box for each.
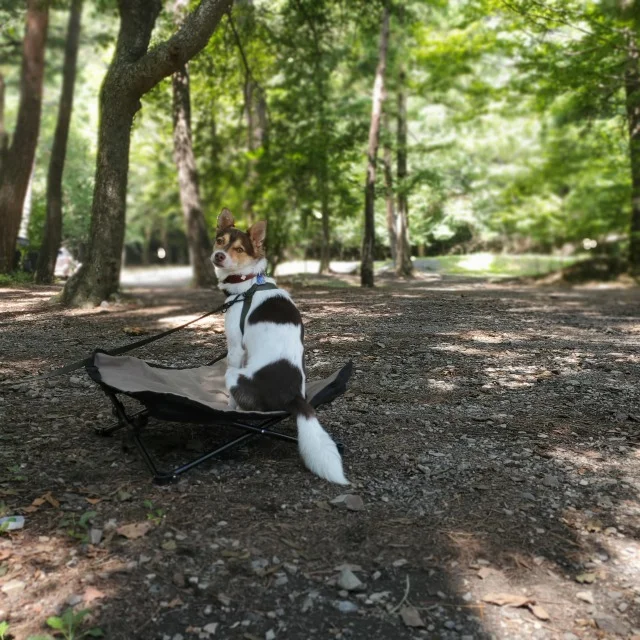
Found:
[211,208,267,271]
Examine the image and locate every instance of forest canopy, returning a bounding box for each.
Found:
[1,0,640,300]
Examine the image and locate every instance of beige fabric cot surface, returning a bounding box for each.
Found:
[93,352,342,415]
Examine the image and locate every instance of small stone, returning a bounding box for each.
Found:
[251,558,269,575]
[576,591,594,604]
[462,592,473,602]
[618,602,629,613]
[542,475,559,488]
[265,630,276,640]
[400,606,425,628]
[335,600,359,613]
[444,620,456,630]
[66,594,83,606]
[1,579,25,595]
[330,494,365,511]
[274,575,288,587]
[338,568,364,591]
[369,591,390,603]
[89,528,103,545]
[203,623,218,635]
[595,616,628,636]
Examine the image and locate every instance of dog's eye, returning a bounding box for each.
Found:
[235,247,245,254]
[216,238,224,245]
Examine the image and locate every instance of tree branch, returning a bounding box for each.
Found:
[226,9,264,94]
[131,0,233,97]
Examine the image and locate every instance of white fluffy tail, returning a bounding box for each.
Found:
[292,400,348,485]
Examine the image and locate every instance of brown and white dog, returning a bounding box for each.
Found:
[211,208,348,485]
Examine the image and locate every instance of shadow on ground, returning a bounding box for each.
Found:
[0,275,639,639]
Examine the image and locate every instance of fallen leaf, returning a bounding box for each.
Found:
[166,597,183,608]
[123,326,149,336]
[0,550,12,561]
[477,567,493,580]
[43,492,60,509]
[162,539,177,551]
[482,593,532,608]
[116,521,154,539]
[528,604,550,621]
[83,586,106,603]
[86,497,102,505]
[400,606,425,628]
[576,572,596,584]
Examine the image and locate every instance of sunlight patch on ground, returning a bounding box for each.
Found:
[426,378,457,392]
[459,253,495,271]
[430,343,495,357]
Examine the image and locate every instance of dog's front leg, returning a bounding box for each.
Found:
[227,345,244,370]
[226,339,244,409]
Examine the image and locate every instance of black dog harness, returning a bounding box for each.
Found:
[222,282,279,336]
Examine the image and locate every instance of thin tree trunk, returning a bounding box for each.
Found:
[625,29,640,274]
[395,68,413,277]
[172,60,217,287]
[319,156,331,273]
[0,74,8,184]
[61,0,231,306]
[36,0,83,284]
[382,111,396,263]
[361,3,390,287]
[0,0,48,274]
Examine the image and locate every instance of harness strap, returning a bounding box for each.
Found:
[228,282,279,336]
[2,282,280,388]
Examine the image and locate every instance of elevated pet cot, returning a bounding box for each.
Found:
[87,350,352,484]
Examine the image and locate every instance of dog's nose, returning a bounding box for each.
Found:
[213,251,226,264]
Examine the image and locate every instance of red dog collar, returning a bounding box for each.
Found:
[223,273,257,284]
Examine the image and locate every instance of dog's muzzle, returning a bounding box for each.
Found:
[213,251,226,266]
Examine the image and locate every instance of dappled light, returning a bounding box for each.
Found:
[2,0,640,637]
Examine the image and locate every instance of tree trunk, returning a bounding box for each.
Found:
[319,157,331,273]
[172,61,217,287]
[0,0,48,274]
[35,0,83,284]
[395,68,413,277]
[382,111,396,263]
[61,0,231,305]
[361,3,390,287]
[0,74,8,184]
[625,29,640,274]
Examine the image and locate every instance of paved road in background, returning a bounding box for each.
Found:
[120,260,362,288]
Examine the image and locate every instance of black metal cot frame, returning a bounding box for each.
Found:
[88,352,350,485]
[95,392,297,485]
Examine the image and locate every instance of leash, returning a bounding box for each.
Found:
[1,281,279,388]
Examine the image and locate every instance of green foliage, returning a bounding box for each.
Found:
[143,499,166,524]
[45,608,103,640]
[3,0,638,270]
[59,510,97,543]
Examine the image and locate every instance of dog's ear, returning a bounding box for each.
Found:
[248,221,267,249]
[217,208,235,230]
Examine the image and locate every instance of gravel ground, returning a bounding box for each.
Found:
[0,273,639,640]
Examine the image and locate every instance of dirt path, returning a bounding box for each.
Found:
[0,275,639,640]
